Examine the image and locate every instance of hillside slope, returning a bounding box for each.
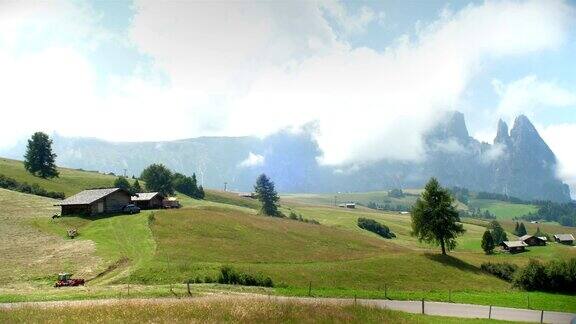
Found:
[0,158,116,196]
[0,189,101,285]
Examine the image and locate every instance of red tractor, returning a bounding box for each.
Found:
[54,273,85,287]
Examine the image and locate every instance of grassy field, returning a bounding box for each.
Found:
[0,189,101,285]
[0,158,119,196]
[467,199,538,220]
[1,158,575,316]
[0,296,518,324]
[282,191,419,208]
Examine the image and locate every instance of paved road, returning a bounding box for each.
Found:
[1,294,575,323]
[268,296,575,324]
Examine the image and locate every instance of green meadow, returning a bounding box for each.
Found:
[467,199,538,220]
[1,159,575,315]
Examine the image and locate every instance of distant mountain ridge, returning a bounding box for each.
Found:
[1,112,570,202]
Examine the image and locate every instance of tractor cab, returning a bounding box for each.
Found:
[55,272,84,287]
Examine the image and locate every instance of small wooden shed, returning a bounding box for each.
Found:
[519,235,546,246]
[55,188,132,216]
[500,241,527,253]
[131,192,165,209]
[554,234,575,245]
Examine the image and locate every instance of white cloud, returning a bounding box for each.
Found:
[0,0,574,171]
[539,124,576,198]
[238,152,265,168]
[224,0,574,165]
[493,75,576,119]
[481,143,505,163]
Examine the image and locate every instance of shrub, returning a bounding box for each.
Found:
[480,262,518,282]
[287,211,320,225]
[357,217,395,239]
[513,258,576,293]
[217,266,273,287]
[147,213,156,226]
[513,260,547,291]
[0,174,65,199]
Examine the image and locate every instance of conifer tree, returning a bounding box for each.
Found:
[254,174,280,217]
[517,222,527,236]
[481,230,495,254]
[410,178,465,255]
[24,132,59,178]
[197,185,205,199]
[489,220,508,244]
[132,179,142,193]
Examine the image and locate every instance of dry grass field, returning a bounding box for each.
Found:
[0,189,101,286]
[0,295,516,324]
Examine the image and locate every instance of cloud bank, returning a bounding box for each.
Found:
[0,0,574,191]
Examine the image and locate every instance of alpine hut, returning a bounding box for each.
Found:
[55,188,132,216]
[131,192,165,209]
[500,241,527,253]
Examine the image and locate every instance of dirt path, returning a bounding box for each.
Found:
[1,293,574,323]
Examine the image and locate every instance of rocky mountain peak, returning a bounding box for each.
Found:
[509,115,552,159]
[445,111,470,140]
[427,111,470,143]
[510,115,538,141]
[494,119,511,146]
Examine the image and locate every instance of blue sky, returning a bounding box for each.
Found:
[0,0,575,192]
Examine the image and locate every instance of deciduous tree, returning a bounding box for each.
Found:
[140,164,174,196]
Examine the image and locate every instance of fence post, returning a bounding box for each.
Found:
[540,310,544,323]
[187,280,192,297]
[354,295,357,306]
[421,299,425,314]
[384,284,388,299]
[308,282,312,297]
[448,289,451,303]
[527,295,530,309]
[488,305,492,319]
[127,283,130,297]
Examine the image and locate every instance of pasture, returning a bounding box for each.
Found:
[0,159,575,315]
[467,199,538,220]
[0,158,117,196]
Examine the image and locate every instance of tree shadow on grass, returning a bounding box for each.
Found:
[423,253,482,274]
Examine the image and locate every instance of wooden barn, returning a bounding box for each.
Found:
[554,234,575,245]
[500,241,527,253]
[55,188,132,216]
[519,235,546,246]
[131,192,165,209]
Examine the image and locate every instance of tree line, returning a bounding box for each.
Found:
[137,164,205,199]
[521,201,576,227]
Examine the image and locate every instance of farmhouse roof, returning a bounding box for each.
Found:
[56,188,128,206]
[132,192,163,201]
[501,241,528,248]
[554,234,575,241]
[519,235,533,241]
